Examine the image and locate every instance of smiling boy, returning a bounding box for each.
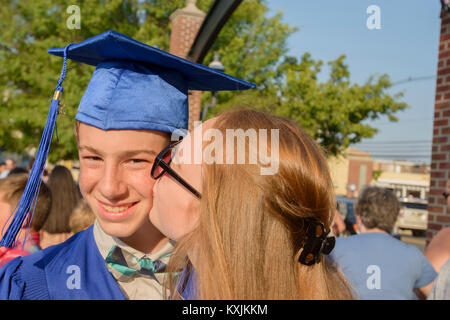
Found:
[0,30,254,300]
[76,124,169,253]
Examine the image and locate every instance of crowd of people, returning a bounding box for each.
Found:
[0,163,94,268]
[0,30,448,300]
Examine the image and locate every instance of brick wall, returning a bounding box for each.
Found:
[347,159,374,198]
[169,1,205,131]
[427,9,450,243]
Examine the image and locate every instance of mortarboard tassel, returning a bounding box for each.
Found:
[0,45,71,248]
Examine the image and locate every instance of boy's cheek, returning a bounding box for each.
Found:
[78,169,97,197]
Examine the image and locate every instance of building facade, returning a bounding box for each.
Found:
[427,4,450,243]
[328,150,431,201]
[328,148,374,198]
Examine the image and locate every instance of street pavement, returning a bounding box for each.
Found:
[397,230,426,253]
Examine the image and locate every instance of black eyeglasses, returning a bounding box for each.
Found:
[444,192,450,200]
[151,140,202,199]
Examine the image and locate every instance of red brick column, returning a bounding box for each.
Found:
[427,8,450,243]
[169,0,205,131]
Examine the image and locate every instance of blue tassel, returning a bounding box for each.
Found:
[0,45,71,248]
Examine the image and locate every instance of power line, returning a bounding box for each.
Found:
[392,75,436,86]
[362,151,431,154]
[369,155,431,158]
[357,144,432,148]
[374,119,433,125]
[355,140,431,145]
[356,146,431,150]
[369,153,431,156]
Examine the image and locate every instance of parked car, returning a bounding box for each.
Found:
[395,198,428,237]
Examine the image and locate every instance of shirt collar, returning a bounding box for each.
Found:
[93,220,174,261]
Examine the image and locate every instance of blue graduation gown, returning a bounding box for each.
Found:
[0,225,125,300]
[181,267,197,300]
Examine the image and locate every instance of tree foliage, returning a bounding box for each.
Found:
[207,52,408,157]
[0,0,407,160]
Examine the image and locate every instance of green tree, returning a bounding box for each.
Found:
[372,170,383,181]
[199,1,408,157]
[0,0,186,161]
[0,0,407,161]
[208,52,408,157]
[277,53,408,156]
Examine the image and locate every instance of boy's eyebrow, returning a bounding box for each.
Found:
[122,149,158,158]
[78,145,158,157]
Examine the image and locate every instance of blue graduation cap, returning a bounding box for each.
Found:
[0,30,255,248]
[50,30,255,132]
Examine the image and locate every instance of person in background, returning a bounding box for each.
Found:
[7,167,29,176]
[25,159,49,183]
[425,178,450,273]
[427,178,450,300]
[0,174,51,267]
[332,186,437,299]
[150,109,354,300]
[39,165,80,249]
[0,163,6,178]
[332,206,346,236]
[69,199,95,234]
[0,159,16,179]
[42,169,49,183]
[26,159,34,173]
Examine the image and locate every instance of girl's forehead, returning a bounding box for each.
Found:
[181,118,218,146]
[173,119,218,167]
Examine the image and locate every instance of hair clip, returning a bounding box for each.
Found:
[298,219,335,266]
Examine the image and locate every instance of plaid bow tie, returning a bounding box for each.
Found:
[105,245,170,281]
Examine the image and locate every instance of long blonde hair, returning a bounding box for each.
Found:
[166,109,353,299]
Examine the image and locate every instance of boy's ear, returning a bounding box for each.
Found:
[356,215,363,230]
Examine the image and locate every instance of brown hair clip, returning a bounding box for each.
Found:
[298,219,335,266]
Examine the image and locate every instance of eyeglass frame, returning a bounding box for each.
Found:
[151,140,202,199]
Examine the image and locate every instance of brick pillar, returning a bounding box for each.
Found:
[169,0,206,131]
[427,7,450,243]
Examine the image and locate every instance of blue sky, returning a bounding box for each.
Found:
[266,0,441,163]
